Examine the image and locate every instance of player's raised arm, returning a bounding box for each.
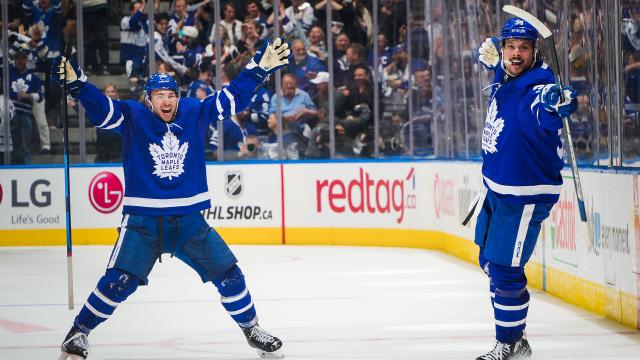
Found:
[201,37,290,122]
[51,56,126,133]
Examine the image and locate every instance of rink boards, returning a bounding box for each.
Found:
[0,160,639,330]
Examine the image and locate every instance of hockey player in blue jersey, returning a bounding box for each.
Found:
[474,18,578,360]
[51,37,290,360]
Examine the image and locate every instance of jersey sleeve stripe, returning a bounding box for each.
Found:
[97,97,115,128]
[222,88,236,114]
[101,114,125,130]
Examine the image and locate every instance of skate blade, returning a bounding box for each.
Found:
[256,348,284,359]
[58,352,85,360]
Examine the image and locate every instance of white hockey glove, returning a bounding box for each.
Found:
[245,37,290,83]
[540,84,578,118]
[478,37,500,71]
[51,56,87,96]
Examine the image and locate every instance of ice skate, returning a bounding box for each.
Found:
[58,326,90,359]
[242,324,284,358]
[476,337,531,360]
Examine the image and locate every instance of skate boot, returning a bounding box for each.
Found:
[476,337,531,360]
[58,326,90,359]
[242,324,284,358]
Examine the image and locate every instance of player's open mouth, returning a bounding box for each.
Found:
[161,108,172,114]
[510,58,523,65]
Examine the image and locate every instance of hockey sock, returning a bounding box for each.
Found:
[74,268,139,334]
[212,264,258,328]
[488,262,529,344]
[479,250,495,306]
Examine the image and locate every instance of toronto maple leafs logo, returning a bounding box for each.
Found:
[148,130,189,180]
[11,78,29,94]
[482,99,504,154]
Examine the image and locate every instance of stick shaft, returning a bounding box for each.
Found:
[61,44,74,310]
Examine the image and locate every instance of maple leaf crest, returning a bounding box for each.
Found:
[11,78,28,94]
[481,99,504,154]
[148,130,189,180]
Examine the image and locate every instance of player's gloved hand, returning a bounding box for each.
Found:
[540,84,578,118]
[245,37,290,83]
[51,56,87,97]
[478,37,500,71]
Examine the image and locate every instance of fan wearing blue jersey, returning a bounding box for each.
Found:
[51,37,290,360]
[474,18,578,360]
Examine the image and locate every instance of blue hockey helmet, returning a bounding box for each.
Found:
[144,73,179,98]
[500,17,539,45]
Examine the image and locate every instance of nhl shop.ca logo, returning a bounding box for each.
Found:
[225,170,243,198]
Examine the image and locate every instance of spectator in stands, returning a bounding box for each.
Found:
[187,62,215,99]
[83,0,110,74]
[22,0,64,59]
[209,3,243,48]
[310,71,329,110]
[367,33,393,77]
[204,25,241,66]
[7,50,44,164]
[95,84,123,163]
[379,0,406,46]
[0,95,16,165]
[241,85,271,135]
[120,0,149,96]
[154,12,194,82]
[335,65,372,138]
[288,39,327,97]
[11,24,50,155]
[176,25,205,70]
[334,31,351,75]
[571,93,593,159]
[307,25,328,62]
[261,110,300,160]
[336,42,367,88]
[210,113,259,160]
[382,44,427,96]
[169,0,197,40]
[315,0,370,46]
[240,19,267,55]
[245,0,269,39]
[268,73,318,156]
[269,0,315,41]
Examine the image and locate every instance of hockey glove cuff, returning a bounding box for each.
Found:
[478,37,500,71]
[51,56,87,97]
[245,37,290,83]
[540,84,578,118]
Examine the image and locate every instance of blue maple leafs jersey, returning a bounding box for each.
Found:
[75,69,260,215]
[481,62,564,204]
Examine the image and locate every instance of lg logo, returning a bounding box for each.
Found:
[89,172,124,214]
[4,180,51,207]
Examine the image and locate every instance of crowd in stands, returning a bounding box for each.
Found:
[2,0,639,165]
[1,0,435,164]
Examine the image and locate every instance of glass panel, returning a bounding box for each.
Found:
[622,0,640,165]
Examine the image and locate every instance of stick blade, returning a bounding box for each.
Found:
[502,5,553,39]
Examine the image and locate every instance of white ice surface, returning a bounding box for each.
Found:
[1,245,639,359]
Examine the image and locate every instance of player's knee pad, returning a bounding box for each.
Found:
[97,268,140,303]
[212,264,246,297]
[487,262,527,298]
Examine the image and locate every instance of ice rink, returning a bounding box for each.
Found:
[1,245,640,359]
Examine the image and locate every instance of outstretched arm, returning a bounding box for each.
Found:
[51,56,127,134]
[202,37,290,121]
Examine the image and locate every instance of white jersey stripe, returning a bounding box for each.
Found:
[84,302,110,319]
[97,97,115,128]
[495,318,527,327]
[108,215,129,269]
[228,300,254,316]
[494,301,529,311]
[483,176,562,196]
[221,288,249,304]
[512,204,535,267]
[222,88,236,115]
[102,114,124,130]
[215,93,225,121]
[123,191,210,208]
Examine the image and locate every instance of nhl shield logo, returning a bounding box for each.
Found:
[225,170,243,198]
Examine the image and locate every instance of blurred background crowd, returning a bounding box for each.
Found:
[0,0,639,167]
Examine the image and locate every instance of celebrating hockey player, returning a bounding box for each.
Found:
[51,38,290,360]
[474,18,578,360]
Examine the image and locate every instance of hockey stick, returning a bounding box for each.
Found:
[502,5,588,222]
[61,42,75,310]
